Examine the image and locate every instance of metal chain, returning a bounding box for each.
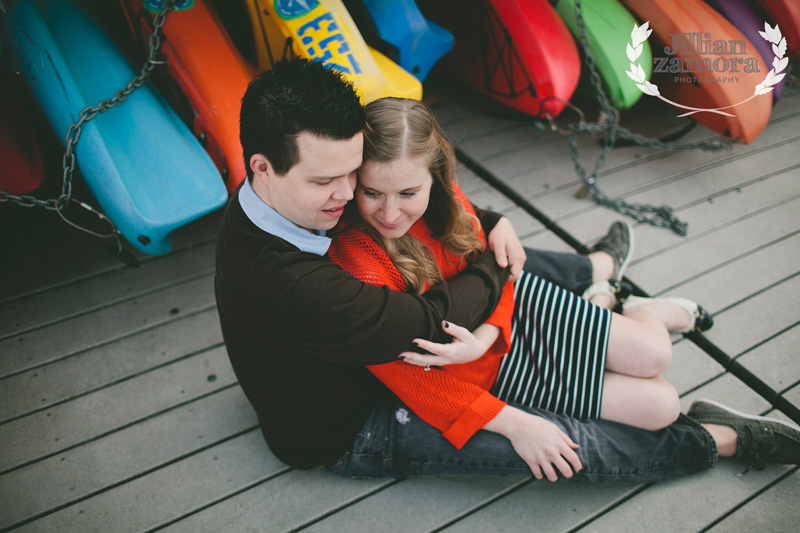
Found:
[558,0,735,236]
[1,1,176,246]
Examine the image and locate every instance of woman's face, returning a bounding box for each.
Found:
[356,156,434,240]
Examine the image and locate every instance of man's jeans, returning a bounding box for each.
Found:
[327,392,718,483]
[523,248,593,294]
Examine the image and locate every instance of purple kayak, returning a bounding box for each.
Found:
[705,0,785,101]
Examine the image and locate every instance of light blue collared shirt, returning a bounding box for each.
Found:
[238,178,331,256]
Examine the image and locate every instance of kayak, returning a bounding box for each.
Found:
[705,0,785,101]
[244,0,422,102]
[119,0,256,192]
[753,0,800,60]
[2,0,228,254]
[0,65,44,197]
[418,0,581,118]
[552,0,652,110]
[620,0,772,143]
[342,0,453,82]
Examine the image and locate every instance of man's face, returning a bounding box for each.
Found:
[253,132,362,232]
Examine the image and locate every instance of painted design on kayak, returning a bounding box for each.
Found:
[297,11,361,74]
[274,0,320,20]
[626,21,785,117]
[144,0,194,12]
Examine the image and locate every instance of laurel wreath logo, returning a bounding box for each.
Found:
[625,21,786,117]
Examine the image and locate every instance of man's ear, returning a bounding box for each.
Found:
[249,154,273,183]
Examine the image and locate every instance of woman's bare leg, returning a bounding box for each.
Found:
[601,371,681,430]
[605,311,674,378]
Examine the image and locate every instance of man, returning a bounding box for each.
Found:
[215,58,800,481]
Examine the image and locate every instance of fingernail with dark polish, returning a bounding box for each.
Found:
[398,356,406,361]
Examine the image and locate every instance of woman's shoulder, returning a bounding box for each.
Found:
[328,225,407,290]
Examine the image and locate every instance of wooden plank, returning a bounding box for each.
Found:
[0,241,216,339]
[440,481,635,533]
[736,323,800,394]
[708,470,800,532]
[785,383,800,412]
[0,308,223,423]
[577,461,793,532]
[702,275,800,358]
[1,209,222,302]
[661,338,726,395]
[500,206,545,239]
[660,231,800,309]
[625,196,800,295]
[301,476,529,533]
[0,346,235,473]
[161,469,392,533]
[0,386,256,530]
[12,431,286,533]
[0,274,216,377]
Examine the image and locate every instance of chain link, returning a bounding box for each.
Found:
[558,0,735,236]
[1,1,176,245]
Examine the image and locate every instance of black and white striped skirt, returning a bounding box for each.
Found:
[491,271,612,420]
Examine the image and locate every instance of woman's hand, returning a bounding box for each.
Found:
[484,406,583,481]
[398,322,500,367]
[486,217,526,281]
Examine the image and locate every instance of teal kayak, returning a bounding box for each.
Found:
[2,0,228,255]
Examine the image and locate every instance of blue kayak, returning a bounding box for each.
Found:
[344,0,453,81]
[2,0,228,255]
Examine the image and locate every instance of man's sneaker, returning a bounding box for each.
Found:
[590,221,634,280]
[688,399,800,469]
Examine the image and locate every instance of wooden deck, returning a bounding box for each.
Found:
[2,78,799,532]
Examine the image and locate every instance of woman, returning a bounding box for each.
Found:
[328,97,712,437]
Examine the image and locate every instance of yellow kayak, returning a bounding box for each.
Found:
[244,0,421,102]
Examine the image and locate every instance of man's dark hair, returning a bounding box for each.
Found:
[240,58,366,178]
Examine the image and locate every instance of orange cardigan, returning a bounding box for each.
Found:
[327,186,516,448]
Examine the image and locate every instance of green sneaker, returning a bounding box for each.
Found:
[590,221,634,280]
[688,399,800,469]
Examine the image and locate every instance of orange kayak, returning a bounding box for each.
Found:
[621,0,772,143]
[119,0,256,192]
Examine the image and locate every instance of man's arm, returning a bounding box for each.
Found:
[472,203,526,281]
[277,249,510,365]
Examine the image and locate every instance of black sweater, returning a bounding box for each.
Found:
[214,188,509,468]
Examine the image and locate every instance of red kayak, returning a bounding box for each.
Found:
[0,68,44,197]
[621,0,772,143]
[754,0,800,60]
[418,0,581,118]
[119,0,256,192]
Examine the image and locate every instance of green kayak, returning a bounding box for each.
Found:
[553,0,652,109]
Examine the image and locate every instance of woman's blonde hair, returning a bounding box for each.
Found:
[352,97,484,293]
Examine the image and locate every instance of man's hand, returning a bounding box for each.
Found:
[486,217,526,281]
[484,406,582,481]
[398,322,500,367]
